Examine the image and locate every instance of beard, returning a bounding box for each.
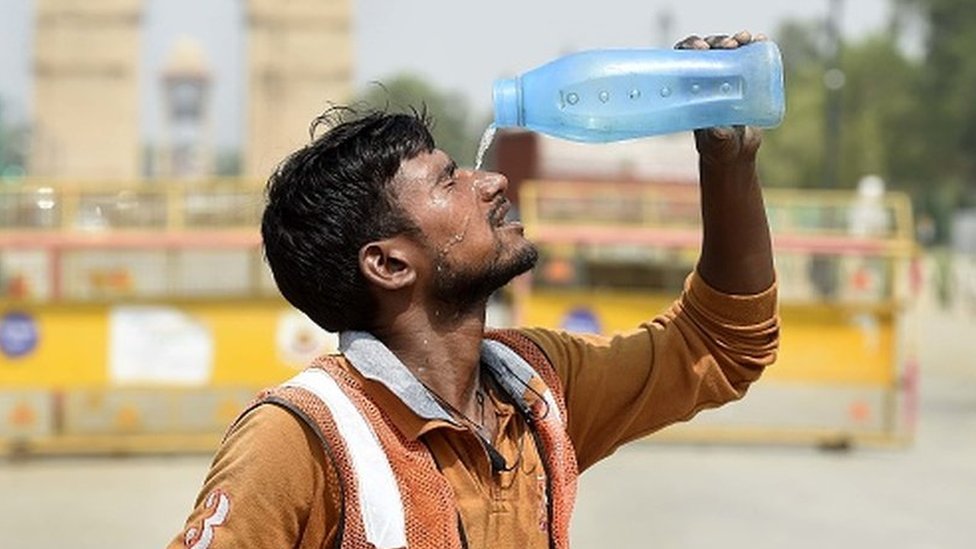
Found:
[431,239,539,307]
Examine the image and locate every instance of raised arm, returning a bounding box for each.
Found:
[676,31,775,295]
[520,32,780,471]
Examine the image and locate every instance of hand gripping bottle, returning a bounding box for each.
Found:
[493,42,785,143]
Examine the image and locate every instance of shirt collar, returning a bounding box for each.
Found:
[338,331,542,431]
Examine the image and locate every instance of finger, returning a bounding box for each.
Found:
[712,35,741,49]
[707,126,736,140]
[733,30,753,44]
[754,33,768,42]
[704,34,731,48]
[675,35,708,50]
[694,126,739,158]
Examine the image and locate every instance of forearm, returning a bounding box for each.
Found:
[519,271,779,470]
[674,32,776,295]
[696,148,774,295]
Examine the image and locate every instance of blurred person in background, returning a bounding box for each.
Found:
[171,32,779,549]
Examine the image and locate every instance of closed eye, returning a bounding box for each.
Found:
[438,159,458,183]
[437,159,459,191]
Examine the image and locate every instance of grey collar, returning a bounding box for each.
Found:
[338,331,538,422]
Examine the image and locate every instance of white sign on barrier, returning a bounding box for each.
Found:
[108,306,213,385]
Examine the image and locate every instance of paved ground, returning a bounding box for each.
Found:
[2,280,974,548]
[576,277,976,549]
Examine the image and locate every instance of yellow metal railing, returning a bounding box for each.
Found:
[520,180,915,245]
[515,179,920,447]
[0,181,315,455]
[0,181,274,303]
[0,179,265,231]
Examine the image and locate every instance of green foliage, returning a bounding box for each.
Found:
[757,21,827,188]
[758,21,829,188]
[762,0,976,240]
[354,74,481,167]
[0,99,8,171]
[837,35,921,189]
[0,98,27,179]
[897,0,976,198]
[761,11,942,194]
[215,148,242,177]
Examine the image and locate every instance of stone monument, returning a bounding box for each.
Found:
[31,0,143,181]
[244,0,353,178]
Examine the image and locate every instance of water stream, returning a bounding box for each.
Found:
[474,123,497,171]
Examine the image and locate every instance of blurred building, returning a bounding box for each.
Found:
[30,0,143,181]
[159,36,213,180]
[534,132,699,182]
[494,130,699,207]
[244,0,353,178]
[26,0,354,182]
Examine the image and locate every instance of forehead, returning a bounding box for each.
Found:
[394,149,451,185]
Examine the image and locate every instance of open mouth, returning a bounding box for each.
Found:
[489,199,518,228]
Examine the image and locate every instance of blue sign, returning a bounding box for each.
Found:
[559,307,601,334]
[0,312,39,358]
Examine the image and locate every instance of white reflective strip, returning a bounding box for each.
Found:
[541,389,563,424]
[285,369,407,549]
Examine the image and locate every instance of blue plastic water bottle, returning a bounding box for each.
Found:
[493,42,785,143]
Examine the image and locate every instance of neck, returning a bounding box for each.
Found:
[372,299,489,416]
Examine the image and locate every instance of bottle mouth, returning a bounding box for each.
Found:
[493,77,521,127]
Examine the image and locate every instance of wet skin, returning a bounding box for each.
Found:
[392,149,538,306]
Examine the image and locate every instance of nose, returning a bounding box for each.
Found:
[475,170,508,201]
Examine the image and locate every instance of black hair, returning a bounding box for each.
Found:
[261,106,435,332]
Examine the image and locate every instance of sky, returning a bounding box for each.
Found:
[0,0,892,149]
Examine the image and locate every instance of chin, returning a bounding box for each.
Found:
[433,243,538,305]
[501,239,539,276]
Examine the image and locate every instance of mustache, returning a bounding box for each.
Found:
[487,198,509,224]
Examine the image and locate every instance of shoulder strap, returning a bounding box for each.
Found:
[230,358,408,549]
[251,357,463,549]
[256,398,348,549]
[282,367,408,549]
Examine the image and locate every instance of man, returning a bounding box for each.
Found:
[172,31,779,549]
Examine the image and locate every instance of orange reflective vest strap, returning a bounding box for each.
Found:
[484,329,579,549]
[255,357,464,549]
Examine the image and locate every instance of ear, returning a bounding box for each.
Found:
[359,236,418,291]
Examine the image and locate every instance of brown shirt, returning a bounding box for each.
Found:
[170,272,779,548]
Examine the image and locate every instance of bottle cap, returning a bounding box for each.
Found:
[493,77,521,127]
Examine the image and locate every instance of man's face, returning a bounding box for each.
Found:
[392,149,538,304]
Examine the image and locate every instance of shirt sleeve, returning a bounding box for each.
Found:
[519,270,780,472]
[167,403,340,549]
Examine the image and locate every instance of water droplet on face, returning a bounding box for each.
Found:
[660,86,672,98]
[437,214,472,255]
[629,89,641,100]
[720,82,732,94]
[598,90,610,103]
[566,92,579,105]
[691,84,701,94]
